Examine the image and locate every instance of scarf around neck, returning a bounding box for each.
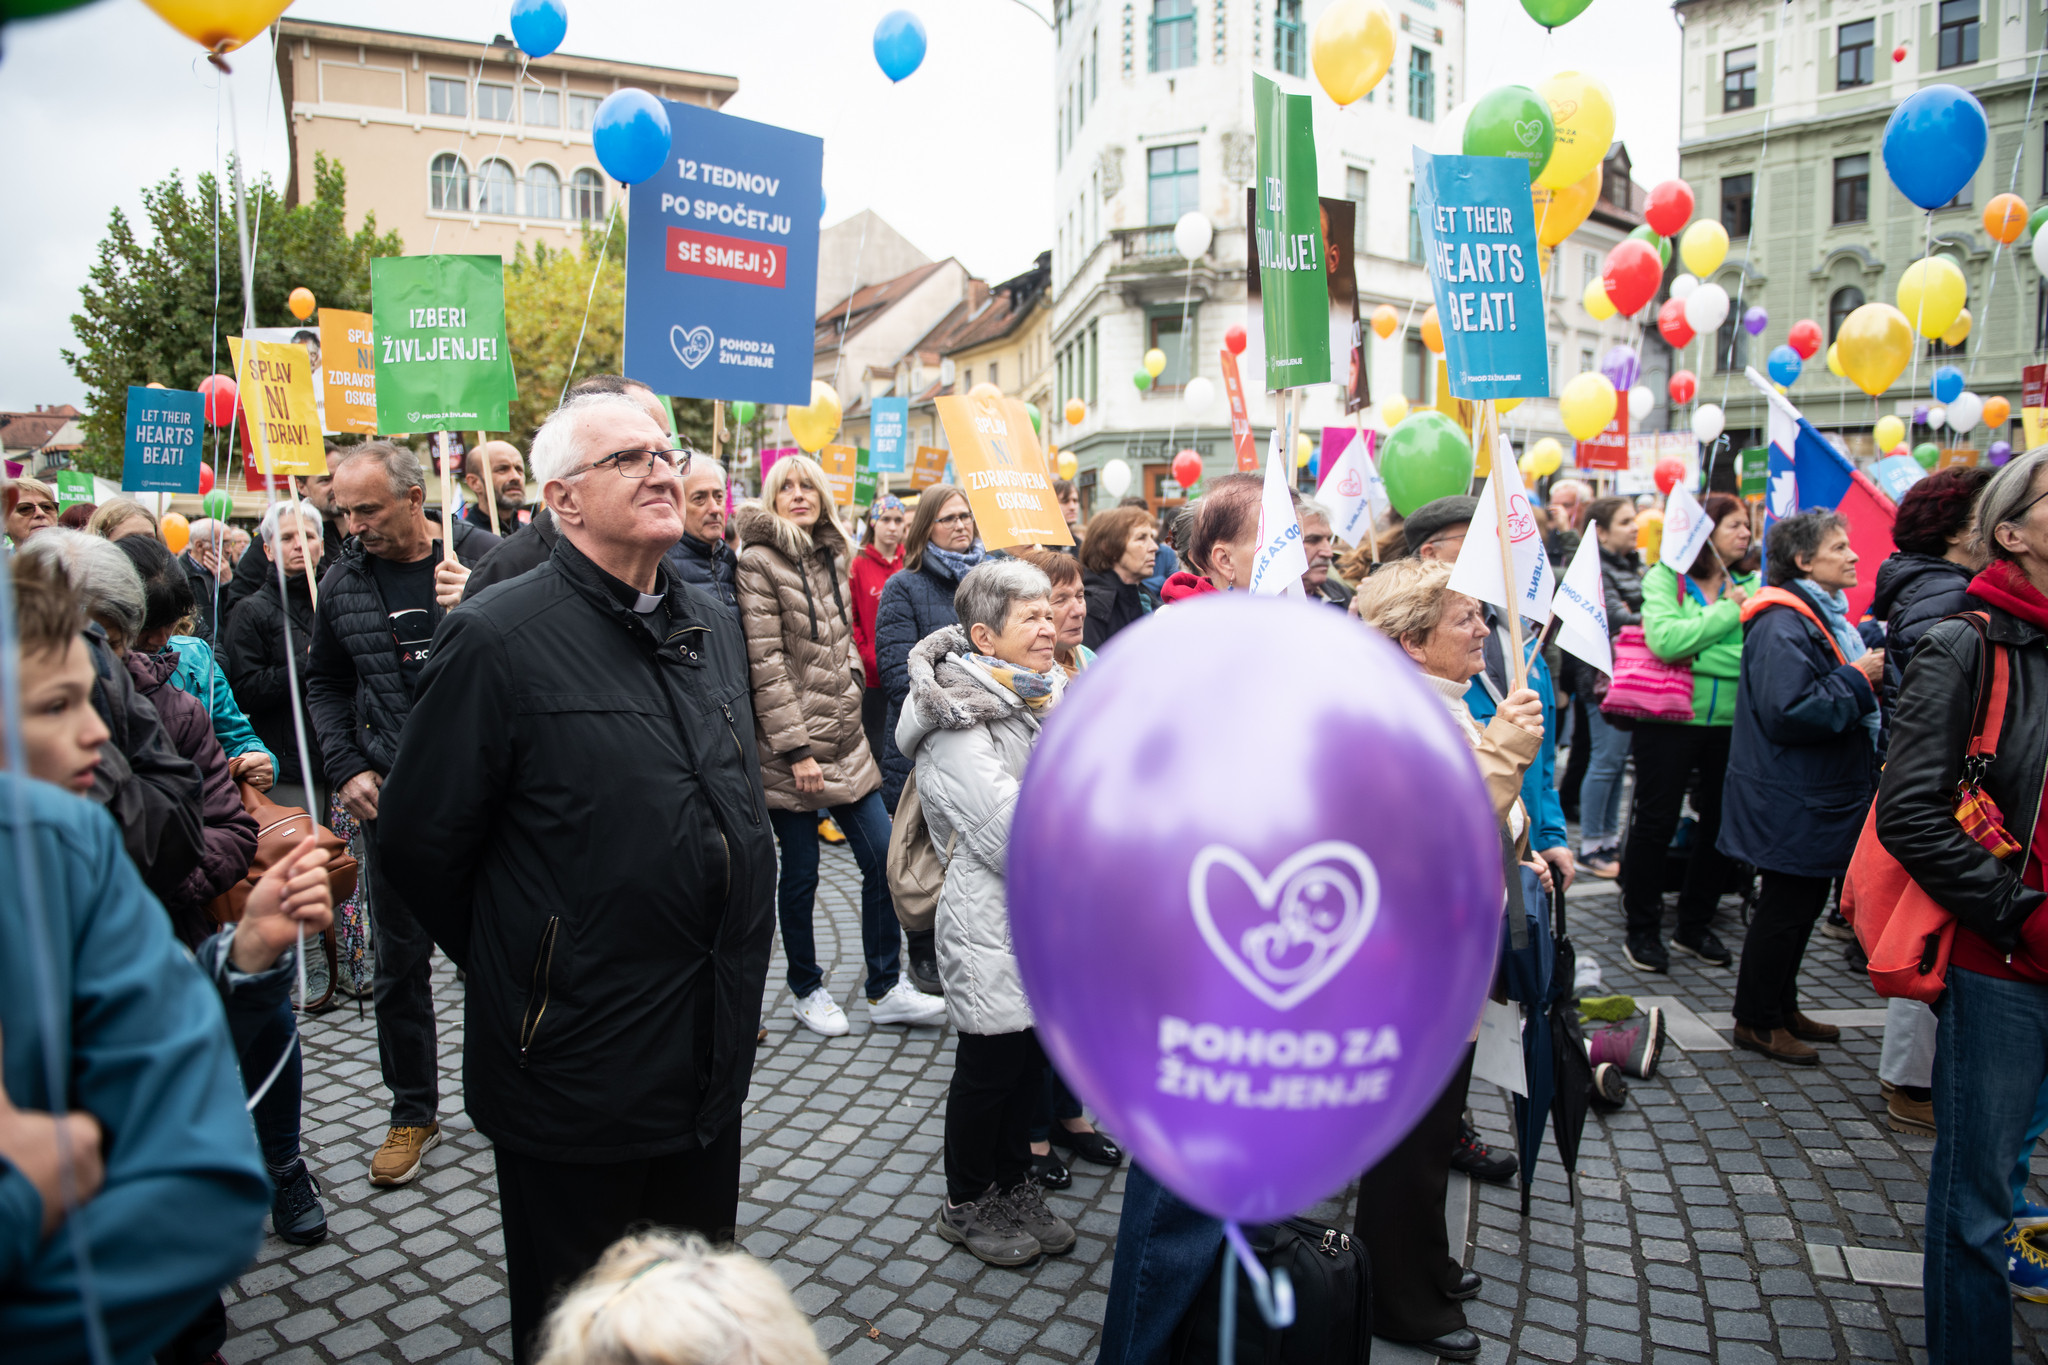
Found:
[967,651,1064,713]
[1793,579,1881,746]
[923,541,986,584]
[1971,559,2048,634]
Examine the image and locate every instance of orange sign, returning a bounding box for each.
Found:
[910,445,949,490]
[1936,447,1981,470]
[933,394,1074,549]
[1220,348,1258,472]
[818,443,859,506]
[319,308,379,435]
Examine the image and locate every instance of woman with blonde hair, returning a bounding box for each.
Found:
[86,496,162,543]
[536,1233,825,1365]
[736,454,946,1037]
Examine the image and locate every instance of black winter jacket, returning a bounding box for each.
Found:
[85,628,204,899]
[1876,605,2048,957]
[222,516,347,620]
[1082,570,1152,651]
[1600,546,1645,633]
[671,530,740,625]
[376,535,777,1160]
[464,508,559,600]
[180,554,228,646]
[874,557,971,807]
[223,570,324,786]
[1870,551,1979,712]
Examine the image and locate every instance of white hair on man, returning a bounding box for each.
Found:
[258,500,325,545]
[686,453,726,482]
[530,392,662,490]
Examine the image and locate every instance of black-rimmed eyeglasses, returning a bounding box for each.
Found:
[577,448,689,479]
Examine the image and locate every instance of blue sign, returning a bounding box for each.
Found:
[870,396,909,473]
[624,101,823,405]
[121,386,205,493]
[1410,150,1550,402]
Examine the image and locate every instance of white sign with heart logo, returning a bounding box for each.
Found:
[670,324,715,370]
[1188,841,1380,1012]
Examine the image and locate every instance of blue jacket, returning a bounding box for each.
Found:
[167,635,273,767]
[874,557,972,808]
[1465,616,1568,854]
[0,777,269,1362]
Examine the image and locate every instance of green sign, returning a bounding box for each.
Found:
[371,255,517,433]
[1738,445,1768,497]
[51,470,94,510]
[854,446,878,508]
[1253,74,1330,393]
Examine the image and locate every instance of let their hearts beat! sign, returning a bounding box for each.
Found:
[122,387,205,493]
[370,255,517,432]
[228,336,326,476]
[1411,150,1550,402]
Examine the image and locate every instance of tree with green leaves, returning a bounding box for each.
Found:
[63,153,400,476]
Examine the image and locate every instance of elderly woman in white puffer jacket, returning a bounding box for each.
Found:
[896,558,1077,1272]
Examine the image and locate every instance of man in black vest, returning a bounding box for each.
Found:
[306,441,498,1188]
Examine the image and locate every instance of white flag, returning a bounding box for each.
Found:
[1250,426,1309,596]
[1448,452,1555,628]
[1320,433,1390,549]
[1552,531,1613,677]
[1659,480,1714,572]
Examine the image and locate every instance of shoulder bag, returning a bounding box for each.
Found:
[1600,573,1695,725]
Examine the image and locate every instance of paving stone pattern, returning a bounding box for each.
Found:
[226,844,2048,1364]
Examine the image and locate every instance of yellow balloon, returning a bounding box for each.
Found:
[1370,304,1399,339]
[1897,255,1967,339]
[1560,371,1618,441]
[1874,414,1906,453]
[1636,508,1663,558]
[1143,348,1168,378]
[1295,432,1315,467]
[1056,451,1079,480]
[1531,166,1602,249]
[1497,395,1523,415]
[1535,72,1617,190]
[1527,437,1564,477]
[1678,220,1729,277]
[1380,395,1410,427]
[788,380,843,453]
[1942,307,1973,348]
[1519,454,1541,479]
[1826,343,1846,378]
[1309,0,1396,106]
[1582,276,1617,321]
[140,0,292,52]
[1836,303,1916,397]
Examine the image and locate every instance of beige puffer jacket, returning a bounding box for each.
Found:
[734,503,881,812]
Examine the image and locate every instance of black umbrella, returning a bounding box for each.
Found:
[1501,873,1592,1214]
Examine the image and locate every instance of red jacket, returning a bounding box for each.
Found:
[850,542,903,686]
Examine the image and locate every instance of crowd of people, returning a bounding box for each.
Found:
[4,396,2047,1364]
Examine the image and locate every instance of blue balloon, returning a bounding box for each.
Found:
[873,10,928,83]
[592,89,671,186]
[1932,364,1966,404]
[820,188,828,220]
[509,0,567,58]
[1882,84,1988,211]
[1767,344,1802,388]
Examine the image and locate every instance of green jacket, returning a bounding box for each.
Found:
[1639,561,1757,727]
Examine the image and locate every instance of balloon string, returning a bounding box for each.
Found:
[1220,1221,1295,1331]
[1909,211,1933,412]
[829,212,872,401]
[1972,47,2043,387]
[558,199,620,408]
[430,43,529,256]
[1162,251,1198,460]
[1713,106,1772,438]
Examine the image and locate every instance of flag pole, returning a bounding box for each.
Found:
[1355,407,1380,564]
[1484,399,1528,692]
[435,432,459,566]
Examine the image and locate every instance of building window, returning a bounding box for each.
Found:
[525,163,562,219]
[1092,27,1100,101]
[1721,173,1754,238]
[1715,314,1746,373]
[1150,0,1195,73]
[1148,313,1194,387]
[1833,154,1870,223]
[989,361,1000,389]
[1944,178,1975,210]
[523,88,560,128]
[1407,184,1422,263]
[1408,47,1435,122]
[1147,142,1198,225]
[1548,343,1560,390]
[1580,347,1595,375]
[1828,286,1865,342]
[428,76,467,118]
[1346,166,1368,255]
[1404,335,1430,405]
[1275,0,1304,76]
[1837,19,1875,88]
[569,93,601,131]
[2038,280,2048,351]
[477,158,516,215]
[1723,46,1757,112]
[430,153,470,211]
[476,82,515,122]
[1581,250,1599,292]
[1939,0,1979,69]
[572,168,605,221]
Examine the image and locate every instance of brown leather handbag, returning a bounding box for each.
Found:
[207,781,359,924]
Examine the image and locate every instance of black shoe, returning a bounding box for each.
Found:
[1589,1061,1629,1111]
[1449,1122,1516,1184]
[1049,1126,1124,1167]
[1029,1150,1072,1190]
[1672,926,1733,967]
[905,929,943,996]
[1397,1328,1480,1362]
[270,1162,327,1245]
[1447,1267,1482,1301]
[1623,932,1670,974]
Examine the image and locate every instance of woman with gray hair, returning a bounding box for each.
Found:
[896,559,1077,1268]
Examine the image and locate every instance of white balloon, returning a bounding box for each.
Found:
[1949,392,1984,433]
[1669,273,1699,301]
[1183,375,1216,408]
[1684,282,1730,336]
[1693,403,1725,444]
[2033,224,2048,277]
[1101,457,1132,497]
[1629,384,1655,423]
[1173,211,1214,261]
[1927,405,1948,430]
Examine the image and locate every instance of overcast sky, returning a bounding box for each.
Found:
[0,0,1679,412]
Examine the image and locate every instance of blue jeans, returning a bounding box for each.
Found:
[769,791,901,1001]
[1928,966,2048,1362]
[1097,1162,1224,1365]
[1577,705,1632,853]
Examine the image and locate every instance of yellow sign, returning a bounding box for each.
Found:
[229,336,327,476]
[818,443,859,507]
[910,445,949,491]
[319,309,379,435]
[933,394,1074,549]
[1936,447,1982,471]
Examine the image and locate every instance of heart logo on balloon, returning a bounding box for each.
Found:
[1550,98,1579,122]
[1336,469,1364,498]
[1189,841,1379,1012]
[1513,120,1544,149]
[670,324,715,370]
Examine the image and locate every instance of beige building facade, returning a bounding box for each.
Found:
[274,19,737,260]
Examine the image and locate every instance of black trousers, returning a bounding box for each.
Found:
[945,1028,1045,1204]
[861,685,889,796]
[1559,690,1591,816]
[360,819,440,1126]
[1619,722,1734,937]
[1733,871,1834,1031]
[497,1123,743,1365]
[1355,1045,1475,1343]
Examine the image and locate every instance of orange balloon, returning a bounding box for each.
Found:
[161,512,191,554]
[1421,306,1444,354]
[1063,398,1087,425]
[1985,395,2013,427]
[1530,166,1602,249]
[287,286,316,321]
[1370,304,1399,339]
[1985,193,2029,246]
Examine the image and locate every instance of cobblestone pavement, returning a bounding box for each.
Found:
[223,844,2048,1365]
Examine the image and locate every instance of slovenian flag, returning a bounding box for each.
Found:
[1745,368,1897,619]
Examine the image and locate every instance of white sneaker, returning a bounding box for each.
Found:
[791,988,850,1037]
[868,978,949,1027]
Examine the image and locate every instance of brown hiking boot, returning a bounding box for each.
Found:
[369,1123,441,1186]
[1787,1011,1841,1043]
[1882,1081,1936,1136]
[1733,1025,1819,1066]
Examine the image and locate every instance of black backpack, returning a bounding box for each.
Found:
[1167,1218,1372,1365]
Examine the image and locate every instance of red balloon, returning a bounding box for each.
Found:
[197,463,215,495]
[1657,298,1695,349]
[1787,319,1823,360]
[1892,45,1906,62]
[1669,369,1698,405]
[1224,324,1248,356]
[197,374,238,426]
[1172,448,1204,491]
[1601,239,1664,317]
[1644,180,1695,238]
[1654,457,1687,496]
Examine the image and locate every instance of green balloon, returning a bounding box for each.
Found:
[1026,402,1043,436]
[1463,85,1556,183]
[1913,442,1942,470]
[200,489,235,521]
[1519,0,1595,27]
[1379,411,1475,516]
[732,401,758,425]
[1629,223,1673,269]
[1132,369,1153,392]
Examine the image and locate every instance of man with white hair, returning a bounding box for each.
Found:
[379,392,776,1364]
[668,453,738,623]
[1296,497,1353,610]
[224,501,327,811]
[1545,477,1591,572]
[179,517,235,642]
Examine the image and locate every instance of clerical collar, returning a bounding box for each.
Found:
[590,560,667,614]
[634,590,663,613]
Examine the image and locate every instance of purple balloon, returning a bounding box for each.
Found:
[1913,405,1930,426]
[1600,345,1640,392]
[1991,440,2014,466]
[1743,306,1769,336]
[1008,598,1502,1224]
